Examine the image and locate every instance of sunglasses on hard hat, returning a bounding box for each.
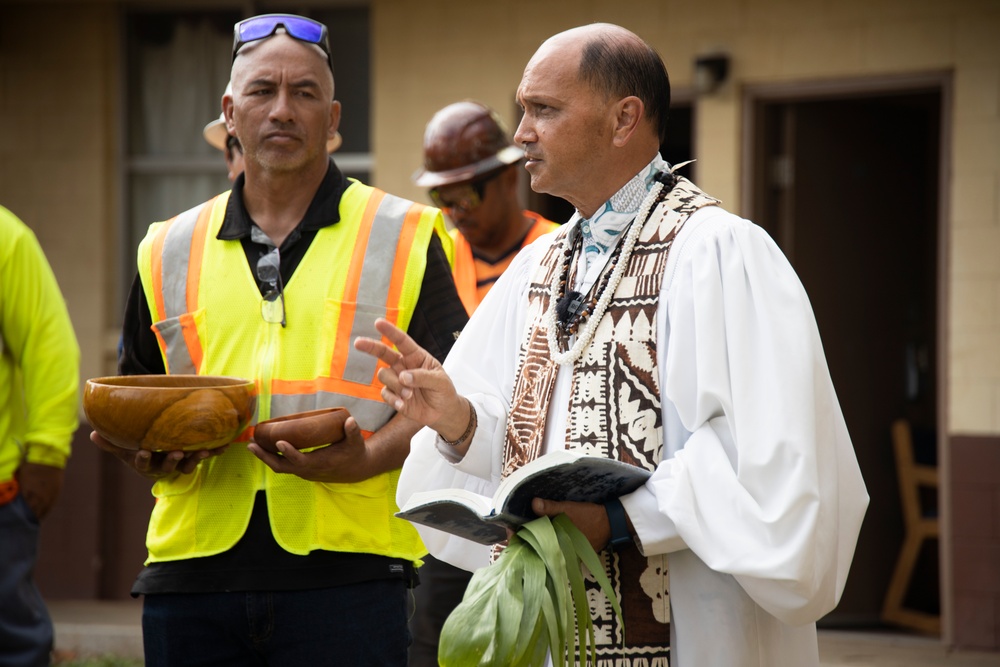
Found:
[232,14,333,74]
[428,171,502,215]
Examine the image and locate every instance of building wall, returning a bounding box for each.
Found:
[950,434,1000,649]
[0,3,121,384]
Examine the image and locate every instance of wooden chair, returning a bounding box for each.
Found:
[881,418,941,635]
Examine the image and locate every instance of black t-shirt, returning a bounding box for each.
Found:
[123,160,468,595]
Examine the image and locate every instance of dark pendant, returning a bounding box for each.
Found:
[556,290,585,324]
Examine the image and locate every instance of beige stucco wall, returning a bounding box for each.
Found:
[948,7,1000,435]
[372,0,1000,435]
[0,4,120,401]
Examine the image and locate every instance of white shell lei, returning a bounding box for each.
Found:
[545,179,666,365]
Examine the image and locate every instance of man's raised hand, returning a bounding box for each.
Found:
[353,318,471,442]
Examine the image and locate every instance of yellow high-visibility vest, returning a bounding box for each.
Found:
[450,211,558,315]
[136,180,451,563]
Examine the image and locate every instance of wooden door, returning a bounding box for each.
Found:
[752,90,942,624]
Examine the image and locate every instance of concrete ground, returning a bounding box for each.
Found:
[50,599,144,662]
[48,599,1000,665]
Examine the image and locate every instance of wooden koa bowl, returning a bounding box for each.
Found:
[84,375,257,452]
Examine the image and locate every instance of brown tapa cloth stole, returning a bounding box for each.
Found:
[502,175,719,663]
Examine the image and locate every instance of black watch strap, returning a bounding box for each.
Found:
[604,497,632,551]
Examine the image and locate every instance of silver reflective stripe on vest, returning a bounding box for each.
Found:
[156,203,207,374]
[341,193,413,384]
[153,318,197,375]
[270,393,395,432]
[160,204,204,319]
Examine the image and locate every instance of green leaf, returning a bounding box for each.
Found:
[438,573,498,667]
[438,514,625,667]
[488,550,525,665]
[512,547,547,664]
[554,513,623,623]
[511,612,548,667]
[538,575,566,667]
[520,519,572,622]
[519,519,573,664]
[554,517,593,666]
[439,548,511,666]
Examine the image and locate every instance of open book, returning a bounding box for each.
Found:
[395,449,652,545]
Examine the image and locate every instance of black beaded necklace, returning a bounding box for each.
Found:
[553,221,632,338]
[551,169,681,340]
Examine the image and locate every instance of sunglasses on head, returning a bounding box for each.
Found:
[256,246,286,327]
[232,14,333,74]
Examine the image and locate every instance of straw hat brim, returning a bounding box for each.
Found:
[202,117,343,154]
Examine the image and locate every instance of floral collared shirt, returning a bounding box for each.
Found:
[575,153,671,287]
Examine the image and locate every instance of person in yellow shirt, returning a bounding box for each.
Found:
[414,101,559,315]
[0,205,79,667]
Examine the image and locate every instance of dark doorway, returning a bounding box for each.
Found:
[750,87,942,626]
[661,104,695,182]
[523,102,694,222]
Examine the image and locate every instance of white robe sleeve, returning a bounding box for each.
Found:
[396,231,558,572]
[640,207,869,626]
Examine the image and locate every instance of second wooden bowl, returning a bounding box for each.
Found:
[253,407,350,453]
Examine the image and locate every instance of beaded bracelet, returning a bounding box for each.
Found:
[441,399,477,447]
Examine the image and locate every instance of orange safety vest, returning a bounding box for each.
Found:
[136,181,451,563]
[450,211,558,315]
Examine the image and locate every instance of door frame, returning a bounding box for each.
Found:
[741,71,954,640]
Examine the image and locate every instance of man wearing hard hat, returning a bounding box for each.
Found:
[413,101,558,316]
[408,101,559,666]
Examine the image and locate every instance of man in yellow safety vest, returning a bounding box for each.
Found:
[93,14,467,666]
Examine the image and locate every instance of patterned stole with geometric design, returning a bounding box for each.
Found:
[503,176,719,664]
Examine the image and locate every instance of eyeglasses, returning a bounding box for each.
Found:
[428,171,501,216]
[256,246,286,327]
[232,14,334,74]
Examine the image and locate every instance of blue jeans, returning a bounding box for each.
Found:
[141,579,410,666]
[0,495,52,667]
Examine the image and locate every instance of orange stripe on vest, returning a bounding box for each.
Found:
[270,377,384,403]
[150,219,174,321]
[0,478,19,506]
[385,203,425,325]
[331,190,385,378]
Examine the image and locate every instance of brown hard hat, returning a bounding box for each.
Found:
[413,101,524,188]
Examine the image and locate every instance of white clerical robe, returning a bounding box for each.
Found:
[397,205,869,667]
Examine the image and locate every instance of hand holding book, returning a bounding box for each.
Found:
[395,449,651,545]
